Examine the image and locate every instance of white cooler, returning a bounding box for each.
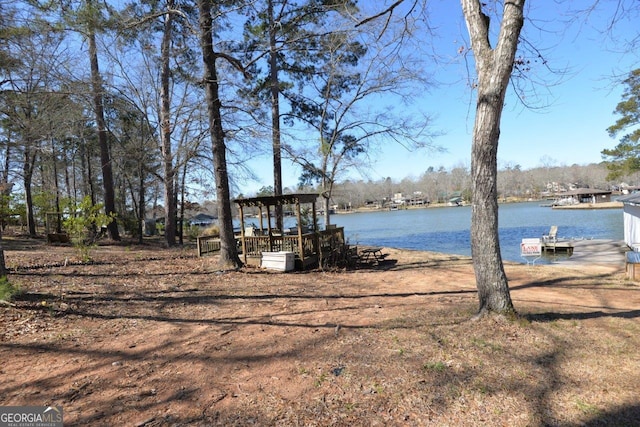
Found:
[261,251,295,272]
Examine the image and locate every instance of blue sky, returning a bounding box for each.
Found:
[237,1,639,195]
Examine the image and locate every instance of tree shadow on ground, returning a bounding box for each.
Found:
[0,326,332,426]
[11,287,477,329]
[509,272,623,292]
[524,309,640,322]
[562,404,640,426]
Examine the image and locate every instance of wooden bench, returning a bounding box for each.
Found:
[626,251,640,280]
[197,235,221,257]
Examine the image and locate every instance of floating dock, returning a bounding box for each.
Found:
[541,240,574,255]
[552,239,627,270]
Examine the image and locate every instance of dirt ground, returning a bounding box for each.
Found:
[1,235,639,426]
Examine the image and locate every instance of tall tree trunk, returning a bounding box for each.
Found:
[23,148,37,237]
[321,157,331,227]
[179,159,188,246]
[50,137,61,215]
[1,137,12,231]
[63,150,73,202]
[323,195,331,228]
[173,179,180,242]
[322,174,331,227]
[461,0,524,316]
[268,0,284,230]
[197,0,242,269]
[138,165,145,244]
[160,1,177,246]
[2,136,10,189]
[81,137,96,205]
[0,230,6,277]
[87,14,120,241]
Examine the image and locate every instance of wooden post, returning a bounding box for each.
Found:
[296,200,305,267]
[238,204,247,265]
[312,199,319,264]
[259,206,264,232]
[312,200,318,233]
[267,205,274,252]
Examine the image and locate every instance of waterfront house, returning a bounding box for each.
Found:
[556,188,612,205]
[618,193,640,248]
[188,213,216,227]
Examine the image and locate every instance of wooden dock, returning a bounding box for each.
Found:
[552,239,627,271]
[541,240,574,255]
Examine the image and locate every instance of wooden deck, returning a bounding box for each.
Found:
[234,193,347,270]
[240,227,346,270]
[541,240,574,255]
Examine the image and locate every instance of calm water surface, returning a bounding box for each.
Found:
[330,202,624,263]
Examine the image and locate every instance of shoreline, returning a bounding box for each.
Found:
[334,200,623,214]
[552,201,623,210]
[379,238,628,271]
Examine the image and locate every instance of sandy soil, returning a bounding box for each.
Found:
[1,236,639,426]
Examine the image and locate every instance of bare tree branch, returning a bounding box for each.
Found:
[213,51,250,79]
[355,0,404,28]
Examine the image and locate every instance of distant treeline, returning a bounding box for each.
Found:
[309,162,633,209]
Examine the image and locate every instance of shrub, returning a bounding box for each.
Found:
[0,276,20,302]
[63,196,114,262]
[200,225,220,237]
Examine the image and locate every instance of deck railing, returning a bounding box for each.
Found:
[196,235,221,256]
[240,227,345,268]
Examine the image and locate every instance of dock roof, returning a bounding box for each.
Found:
[559,188,611,196]
[618,193,640,205]
[233,193,319,207]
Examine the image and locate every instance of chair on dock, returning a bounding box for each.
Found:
[540,225,574,254]
[543,225,558,243]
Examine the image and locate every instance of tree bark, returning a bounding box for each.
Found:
[160,0,177,247]
[87,18,120,241]
[138,164,145,244]
[23,147,37,237]
[83,137,97,205]
[197,0,242,270]
[0,230,6,277]
[50,137,61,216]
[322,174,331,227]
[461,0,524,316]
[268,0,284,230]
[179,158,188,245]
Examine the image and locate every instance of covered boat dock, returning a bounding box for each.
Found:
[234,193,346,270]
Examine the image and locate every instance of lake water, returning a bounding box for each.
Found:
[329,202,624,264]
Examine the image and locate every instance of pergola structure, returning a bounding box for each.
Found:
[234,193,345,270]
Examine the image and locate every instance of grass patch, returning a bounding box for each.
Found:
[423,361,447,372]
[575,399,602,416]
[471,337,503,351]
[314,372,328,387]
[0,276,20,301]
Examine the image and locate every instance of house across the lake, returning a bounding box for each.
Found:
[188,213,216,227]
[556,188,612,205]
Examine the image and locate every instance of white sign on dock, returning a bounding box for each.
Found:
[521,238,542,265]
